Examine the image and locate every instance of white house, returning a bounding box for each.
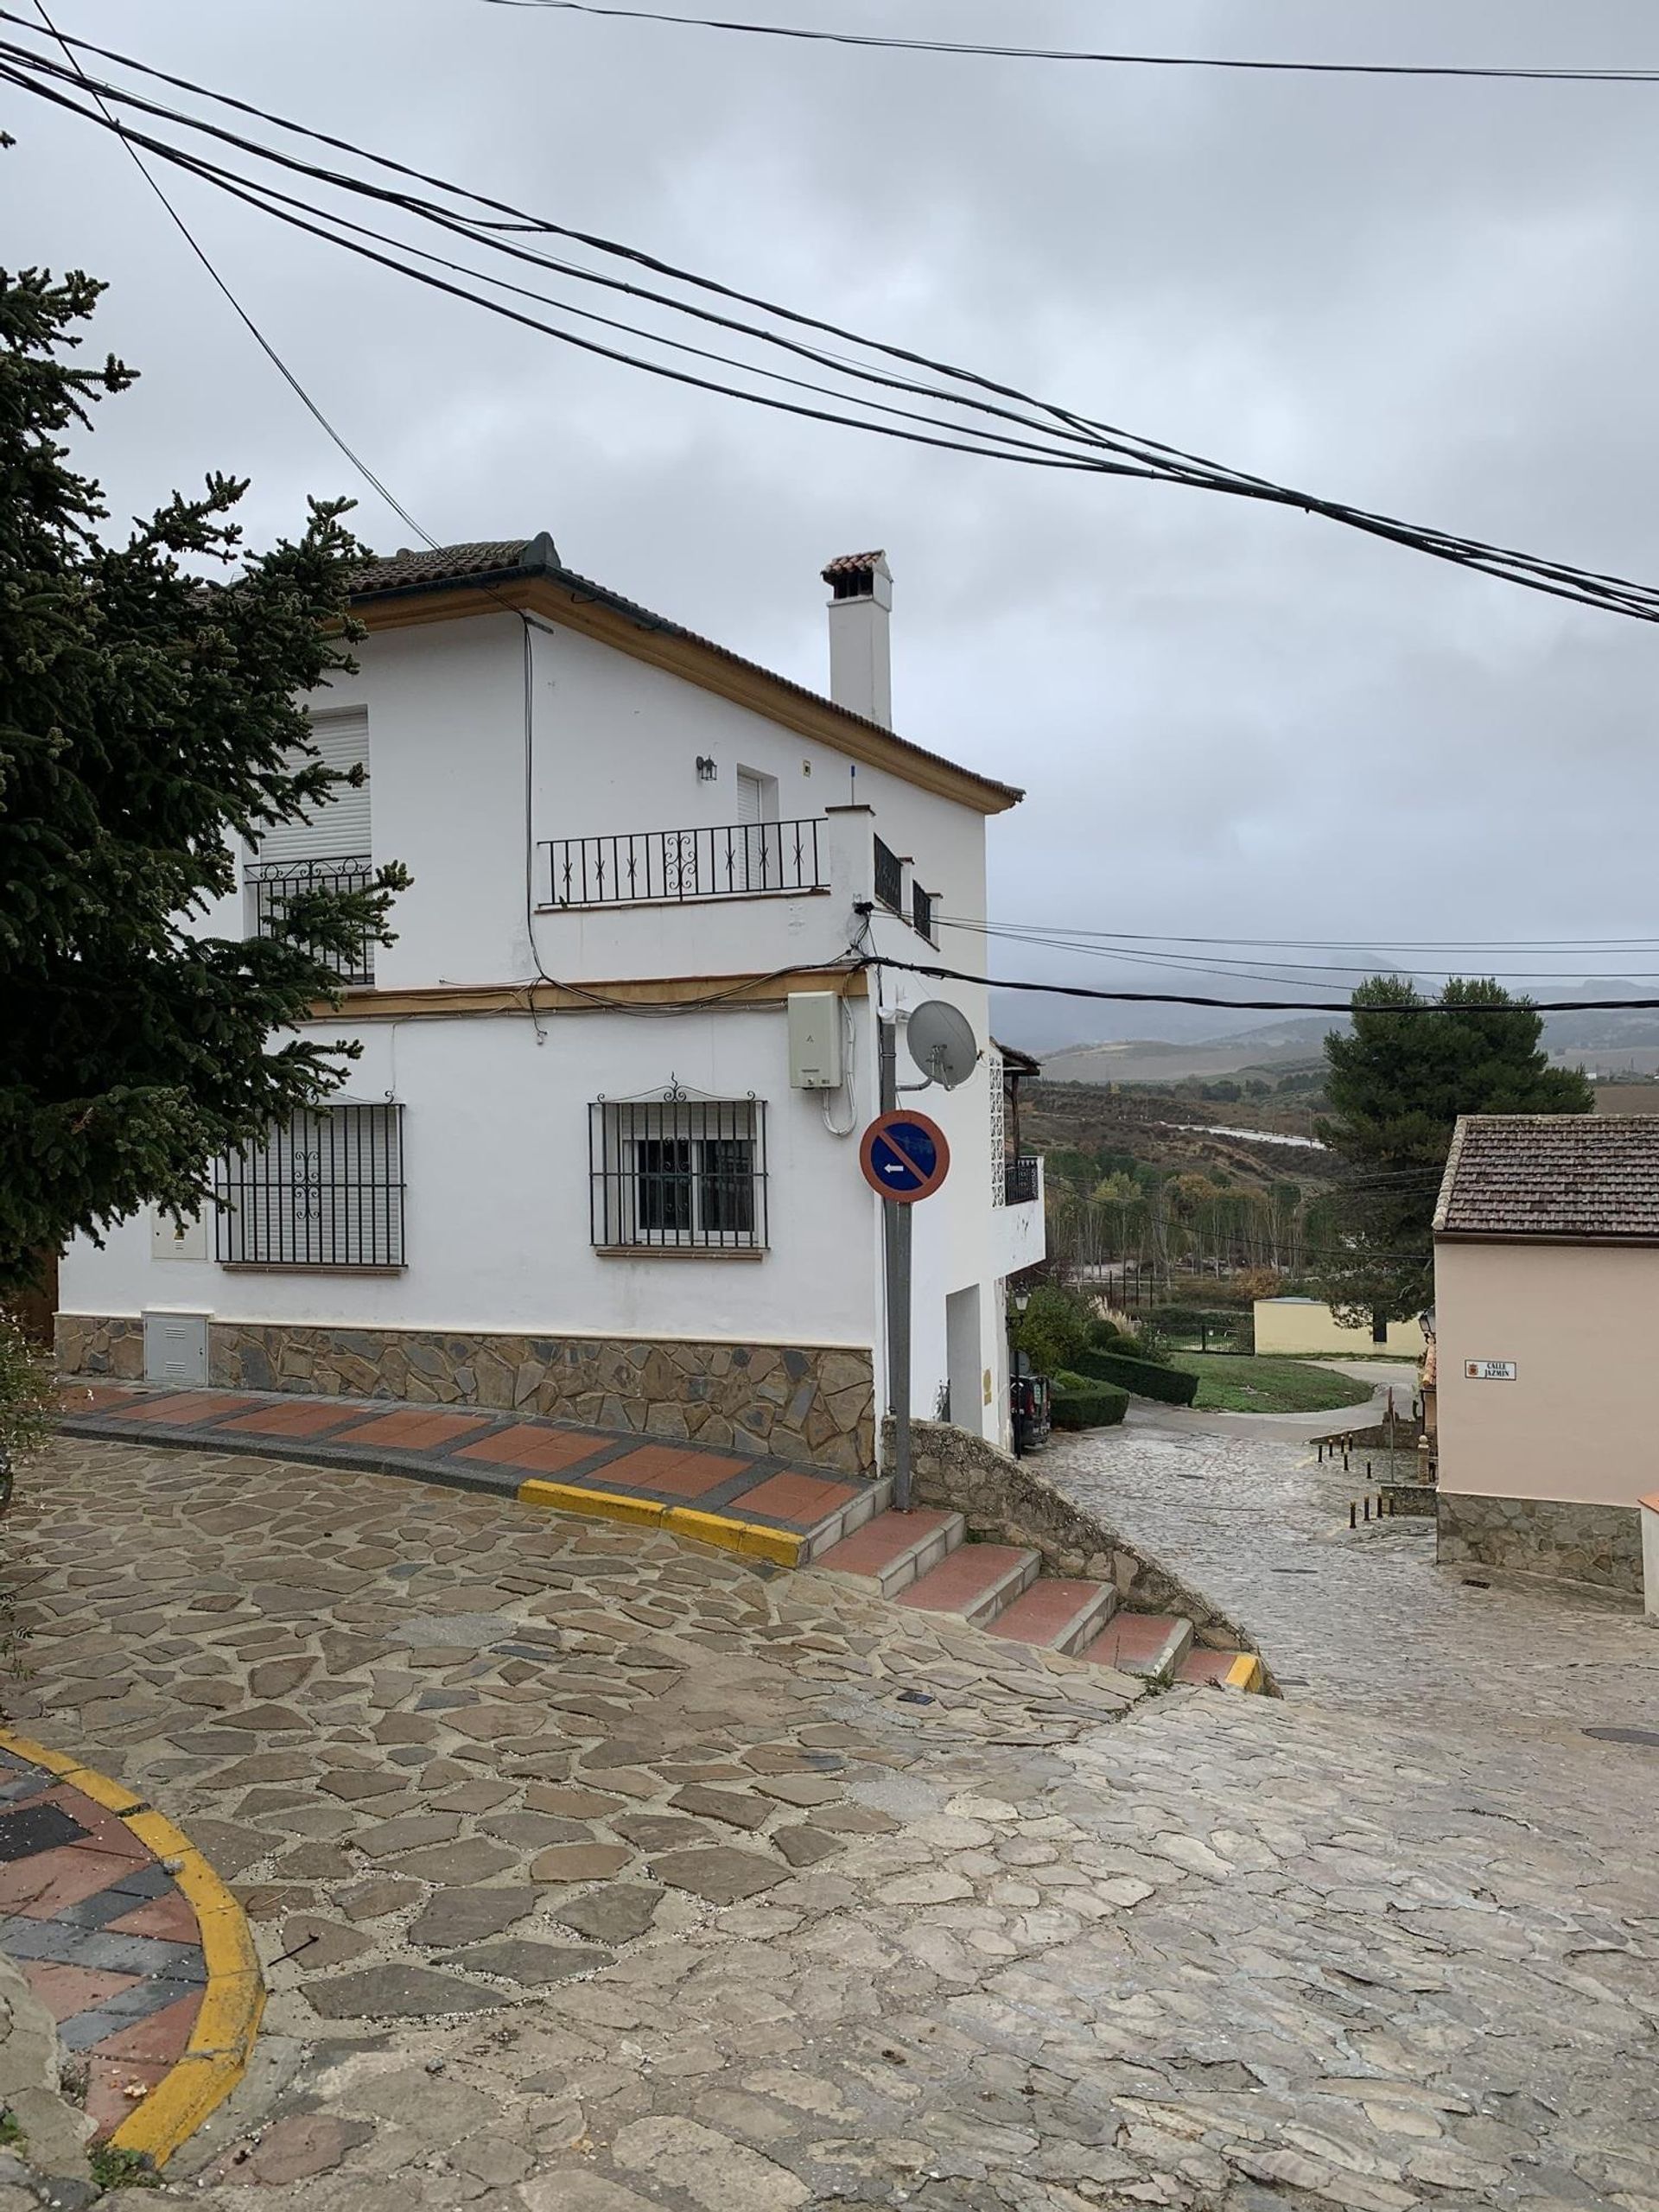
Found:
[56,539,1046,1474]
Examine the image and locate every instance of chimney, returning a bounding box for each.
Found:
[822,550,893,728]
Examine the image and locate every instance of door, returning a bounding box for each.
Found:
[945,1285,983,1438]
[732,768,778,890]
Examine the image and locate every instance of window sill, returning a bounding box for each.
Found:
[217,1263,408,1275]
[594,1245,767,1262]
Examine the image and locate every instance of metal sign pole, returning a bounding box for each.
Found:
[878,1019,912,1512]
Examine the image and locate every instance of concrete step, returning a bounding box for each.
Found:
[986,1576,1119,1657]
[815,1506,965,1597]
[898,1542,1039,1630]
[1080,1611,1193,1683]
[1175,1647,1266,1693]
[799,1475,893,1561]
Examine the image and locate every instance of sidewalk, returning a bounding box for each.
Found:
[57,1382,886,1567]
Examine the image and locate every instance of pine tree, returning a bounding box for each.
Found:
[1313,976,1592,1325]
[0,261,408,1291]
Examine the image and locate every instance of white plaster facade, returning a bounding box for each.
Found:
[57,542,1045,1466]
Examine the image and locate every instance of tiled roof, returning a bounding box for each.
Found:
[820,550,887,577]
[347,537,1020,807]
[1433,1114,1659,1241]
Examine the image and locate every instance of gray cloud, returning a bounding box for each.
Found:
[12,0,1659,1048]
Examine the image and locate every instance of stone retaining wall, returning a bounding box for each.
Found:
[891,1418,1267,1662]
[58,1314,874,1476]
[1437,1489,1642,1599]
[54,1314,143,1381]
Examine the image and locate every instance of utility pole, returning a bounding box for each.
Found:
[878,1016,912,1510]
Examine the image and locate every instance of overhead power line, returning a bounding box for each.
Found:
[6,16,1659,624]
[477,2,1659,86]
[866,953,1659,1017]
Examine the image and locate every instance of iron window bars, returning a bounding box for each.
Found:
[912,880,938,943]
[590,1088,768,1252]
[542,819,823,907]
[873,835,904,915]
[215,1103,406,1268]
[1004,1156,1041,1205]
[246,855,376,986]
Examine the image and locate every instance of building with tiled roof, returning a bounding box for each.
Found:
[59,536,1045,1475]
[1432,1112,1655,1602]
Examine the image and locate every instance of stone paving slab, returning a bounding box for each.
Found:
[1,1434,1655,2211]
[58,1381,884,1560]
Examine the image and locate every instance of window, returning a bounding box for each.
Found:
[591,1095,767,1252]
[246,708,374,982]
[214,1103,405,1269]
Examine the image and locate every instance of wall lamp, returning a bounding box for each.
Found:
[696,755,718,782]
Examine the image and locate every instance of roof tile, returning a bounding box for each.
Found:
[1434,1113,1659,1241]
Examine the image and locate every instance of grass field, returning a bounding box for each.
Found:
[1169,1353,1376,1416]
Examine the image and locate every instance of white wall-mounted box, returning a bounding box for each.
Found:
[787,990,844,1090]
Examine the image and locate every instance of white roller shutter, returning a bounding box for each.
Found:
[257,709,371,861]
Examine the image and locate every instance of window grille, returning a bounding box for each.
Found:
[873,836,904,914]
[911,881,937,943]
[987,1048,1006,1205]
[214,1103,405,1268]
[590,1090,767,1252]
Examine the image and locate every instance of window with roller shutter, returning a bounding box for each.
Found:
[246,709,376,982]
[214,1103,405,1269]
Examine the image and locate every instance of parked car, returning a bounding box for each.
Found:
[1010,1363,1052,1457]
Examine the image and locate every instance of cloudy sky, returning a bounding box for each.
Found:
[11,0,1659,1046]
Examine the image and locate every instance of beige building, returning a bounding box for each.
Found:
[1253,1298,1425,1360]
[1433,1114,1656,1598]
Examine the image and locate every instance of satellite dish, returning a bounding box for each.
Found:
[905,1000,979,1090]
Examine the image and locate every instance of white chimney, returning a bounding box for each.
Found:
[822,550,893,728]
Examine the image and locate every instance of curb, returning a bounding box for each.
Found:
[55,1413,831,1567]
[0,1729,264,2171]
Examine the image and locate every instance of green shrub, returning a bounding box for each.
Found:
[1050,1379,1129,1429]
[1009,1281,1095,1376]
[1072,1349,1198,1405]
[1087,1318,1122,1347]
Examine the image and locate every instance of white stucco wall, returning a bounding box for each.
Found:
[59,598,1040,1449]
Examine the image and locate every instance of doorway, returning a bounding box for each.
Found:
[945,1285,982,1437]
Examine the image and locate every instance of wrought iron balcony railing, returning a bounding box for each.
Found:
[247,855,375,986]
[912,880,937,943]
[541,818,824,907]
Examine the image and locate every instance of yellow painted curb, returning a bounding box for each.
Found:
[1225,1653,1264,1693]
[663,1507,805,1567]
[513,1480,806,1566]
[0,1726,264,2171]
[516,1479,666,1528]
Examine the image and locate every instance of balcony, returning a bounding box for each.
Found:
[247,855,376,986]
[912,880,938,944]
[541,818,826,908]
[1004,1155,1041,1205]
[873,835,904,915]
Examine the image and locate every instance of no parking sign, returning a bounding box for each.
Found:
[859,1111,950,1204]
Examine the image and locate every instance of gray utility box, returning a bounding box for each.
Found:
[143,1309,209,1386]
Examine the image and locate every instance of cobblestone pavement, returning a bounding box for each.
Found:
[1045,1403,1659,1729]
[2,1434,1656,2212]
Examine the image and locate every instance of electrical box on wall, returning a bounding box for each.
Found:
[787,991,844,1090]
[150,1206,207,1262]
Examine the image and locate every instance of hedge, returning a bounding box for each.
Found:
[1050,1379,1130,1429]
[1073,1348,1199,1406]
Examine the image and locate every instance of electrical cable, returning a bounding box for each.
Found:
[944,918,1659,955]
[8,17,1659,622]
[862,952,1659,1016]
[477,1,1659,88]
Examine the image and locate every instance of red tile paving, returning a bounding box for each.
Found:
[85,2055,174,2139]
[215,1401,366,1439]
[895,1543,1033,1615]
[105,1891,200,1943]
[117,1391,254,1425]
[94,1988,204,2065]
[0,1845,148,1918]
[816,1507,957,1578]
[987,1579,1108,1646]
[1176,1648,1244,1685]
[454,1424,614,1475]
[20,1961,142,2023]
[1082,1613,1183,1670]
[331,1408,492,1450]
[738,1471,860,1523]
[60,1384,143,1413]
[603,1445,754,1498]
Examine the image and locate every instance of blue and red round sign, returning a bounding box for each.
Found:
[860,1111,950,1204]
